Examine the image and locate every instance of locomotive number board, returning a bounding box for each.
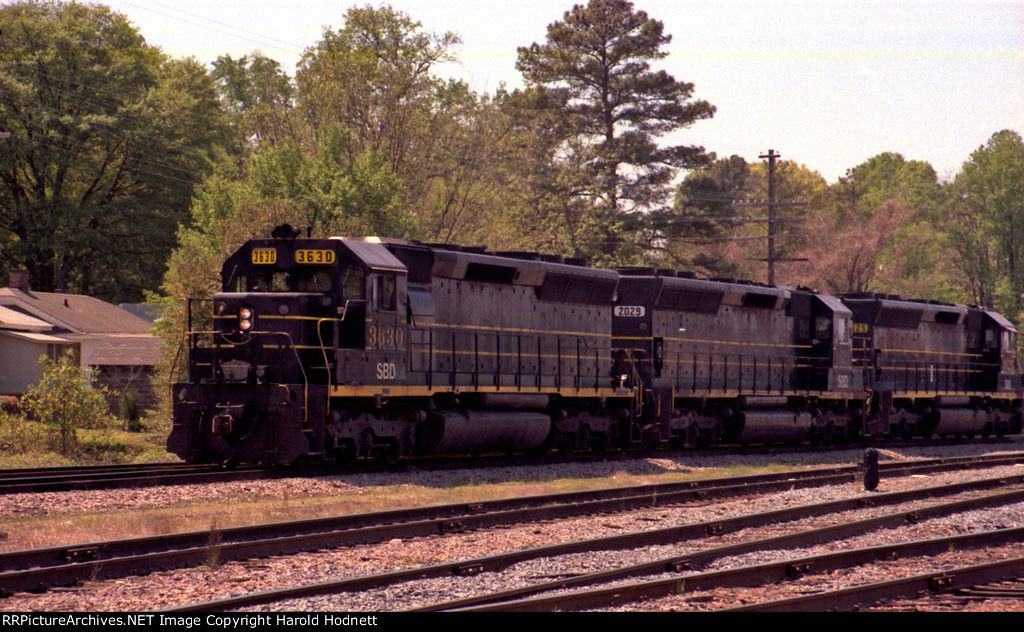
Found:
[614,306,646,317]
[251,248,277,264]
[295,249,336,264]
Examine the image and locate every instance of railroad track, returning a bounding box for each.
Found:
[869,575,1024,611]
[0,463,273,494]
[166,468,1024,612]
[3,452,1023,610]
[1,435,1018,494]
[0,466,861,595]
[722,552,1024,612]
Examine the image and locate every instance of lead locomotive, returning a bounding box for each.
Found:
[169,227,1022,465]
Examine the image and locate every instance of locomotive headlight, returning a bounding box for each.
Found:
[239,307,254,331]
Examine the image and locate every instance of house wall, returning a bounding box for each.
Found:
[0,336,46,395]
[92,366,159,415]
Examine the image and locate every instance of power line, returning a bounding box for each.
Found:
[1,68,219,179]
[127,2,307,60]
[10,135,199,188]
[653,216,804,224]
[673,233,807,244]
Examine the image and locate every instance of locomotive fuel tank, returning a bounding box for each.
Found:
[417,410,552,455]
[723,409,813,444]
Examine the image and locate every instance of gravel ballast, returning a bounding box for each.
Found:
[1,440,1023,612]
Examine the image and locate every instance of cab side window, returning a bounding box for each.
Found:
[837,318,850,343]
[815,316,832,340]
[341,267,364,301]
[374,275,396,311]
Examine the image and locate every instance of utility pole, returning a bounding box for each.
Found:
[762,149,780,285]
[731,149,806,285]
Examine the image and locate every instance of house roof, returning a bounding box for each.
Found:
[83,334,161,367]
[0,330,74,344]
[0,288,154,334]
[0,305,52,332]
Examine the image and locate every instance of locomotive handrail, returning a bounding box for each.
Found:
[315,316,345,417]
[183,328,311,427]
[656,348,832,395]
[608,347,647,415]
[168,298,218,408]
[407,322,612,395]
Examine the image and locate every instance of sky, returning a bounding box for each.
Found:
[98,0,1024,184]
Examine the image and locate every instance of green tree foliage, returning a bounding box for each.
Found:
[210,53,295,154]
[0,1,230,302]
[295,5,460,161]
[648,155,750,277]
[831,152,943,217]
[654,156,825,283]
[197,6,506,247]
[515,0,715,262]
[20,351,112,456]
[293,5,502,242]
[947,130,1024,320]
[814,152,947,298]
[741,159,828,284]
[475,86,601,256]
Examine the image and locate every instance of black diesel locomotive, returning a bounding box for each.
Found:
[168,228,1022,465]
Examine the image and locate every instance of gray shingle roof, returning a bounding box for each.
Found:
[84,334,161,367]
[0,289,154,334]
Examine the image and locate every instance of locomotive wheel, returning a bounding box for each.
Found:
[359,429,376,457]
[684,423,698,448]
[579,426,592,453]
[334,440,357,466]
[821,422,834,444]
[888,409,908,440]
[695,422,721,449]
[377,439,401,466]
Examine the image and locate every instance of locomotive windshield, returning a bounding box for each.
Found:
[225,268,333,293]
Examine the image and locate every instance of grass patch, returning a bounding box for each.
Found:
[0,409,178,468]
[0,462,801,553]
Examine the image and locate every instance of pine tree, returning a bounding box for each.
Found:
[516,0,715,261]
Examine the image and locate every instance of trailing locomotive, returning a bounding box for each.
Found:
[168,228,1022,465]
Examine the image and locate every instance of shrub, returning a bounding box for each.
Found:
[0,396,19,415]
[120,389,143,432]
[0,411,53,455]
[20,351,114,457]
[78,435,132,462]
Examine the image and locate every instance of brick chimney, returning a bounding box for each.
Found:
[8,269,29,291]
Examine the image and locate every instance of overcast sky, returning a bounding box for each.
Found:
[99,0,1024,183]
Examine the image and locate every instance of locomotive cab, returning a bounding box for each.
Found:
[792,293,857,392]
[170,229,413,465]
[975,310,1020,394]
